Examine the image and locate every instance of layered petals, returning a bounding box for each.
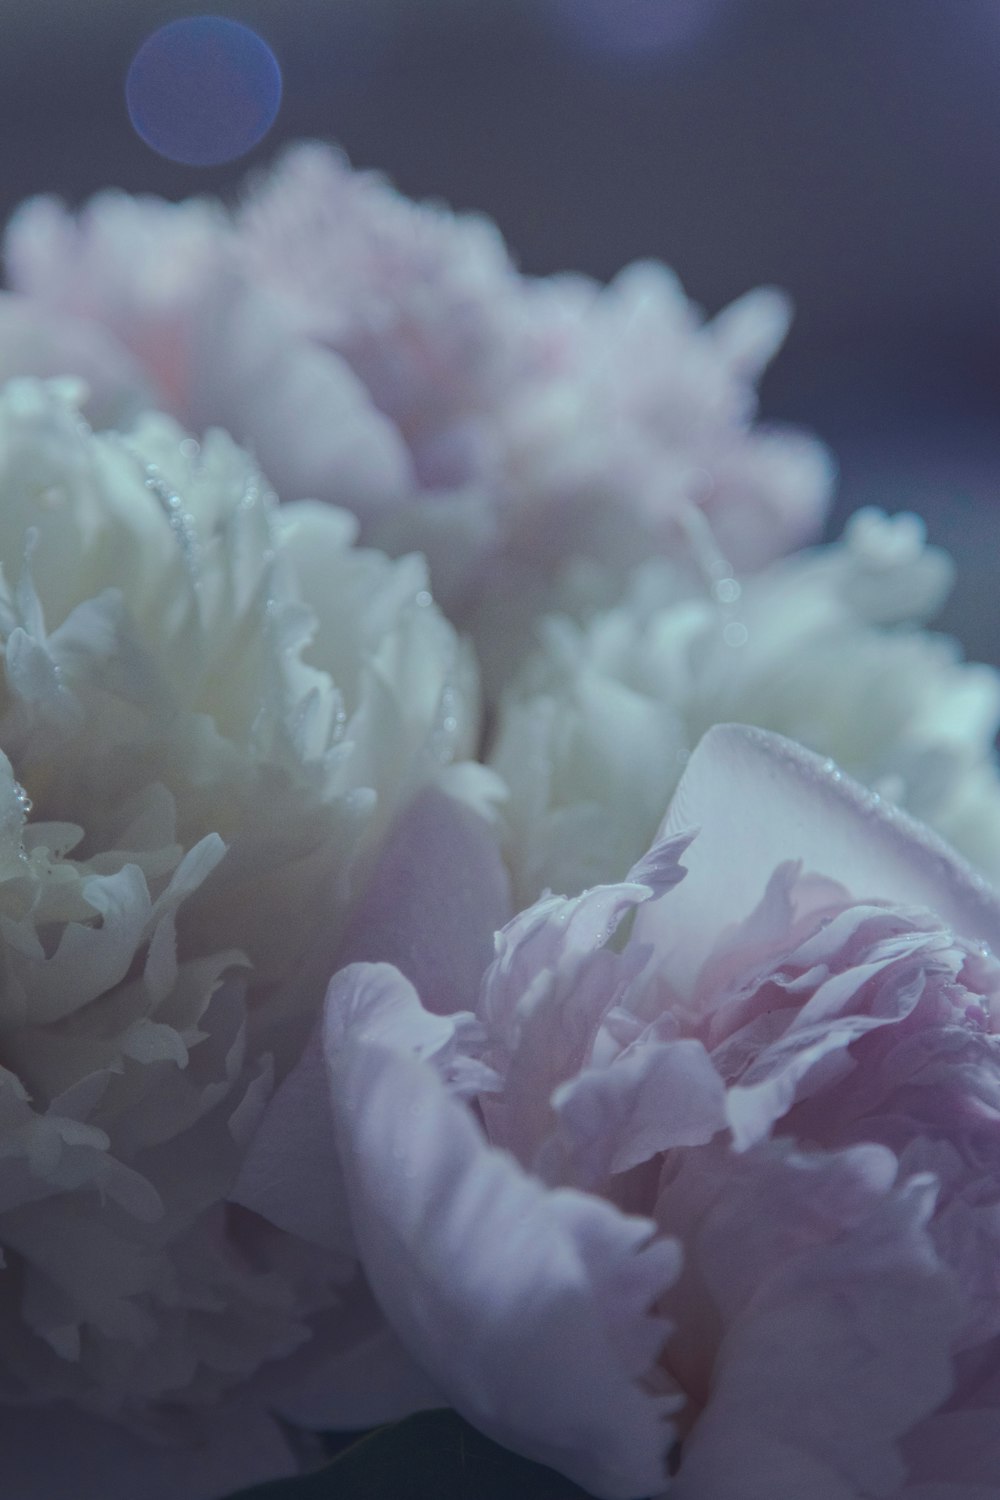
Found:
[324,962,681,1500]
[4,146,830,691]
[0,380,490,1468]
[318,727,1000,1497]
[493,509,1000,905]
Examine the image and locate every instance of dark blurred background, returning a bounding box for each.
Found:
[4,0,1000,657]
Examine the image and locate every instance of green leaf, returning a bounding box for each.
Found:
[227,1409,600,1499]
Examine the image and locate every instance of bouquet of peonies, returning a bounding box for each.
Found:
[0,144,997,1500]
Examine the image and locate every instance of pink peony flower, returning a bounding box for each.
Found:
[248,724,1000,1497]
[1,145,832,686]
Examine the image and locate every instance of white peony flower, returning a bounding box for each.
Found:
[0,379,490,1462]
[492,507,1000,907]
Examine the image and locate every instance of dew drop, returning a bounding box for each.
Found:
[722,620,748,648]
[712,577,741,605]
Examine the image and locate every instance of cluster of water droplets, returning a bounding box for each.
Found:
[680,500,749,650]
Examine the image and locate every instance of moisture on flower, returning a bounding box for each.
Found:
[0,379,489,1485]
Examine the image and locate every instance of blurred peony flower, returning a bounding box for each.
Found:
[0,143,832,689]
[0,379,503,1497]
[267,725,1000,1498]
[493,506,1000,906]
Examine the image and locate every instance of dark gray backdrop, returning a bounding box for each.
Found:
[5,0,1000,656]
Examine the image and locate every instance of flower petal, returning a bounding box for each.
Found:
[338,785,511,1015]
[229,1024,354,1257]
[660,1144,965,1500]
[552,1038,727,1187]
[477,832,692,1169]
[638,725,1000,997]
[191,280,413,519]
[230,778,508,1254]
[324,961,681,1499]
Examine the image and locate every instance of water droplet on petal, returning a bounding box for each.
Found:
[712,577,741,605]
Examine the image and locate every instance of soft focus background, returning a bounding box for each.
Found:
[6,0,1000,658]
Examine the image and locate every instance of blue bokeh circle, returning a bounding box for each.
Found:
[126,16,282,167]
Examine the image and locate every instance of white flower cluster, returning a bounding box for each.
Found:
[492,507,1000,907]
[0,380,483,1425]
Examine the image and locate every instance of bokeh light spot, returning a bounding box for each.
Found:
[126,17,282,167]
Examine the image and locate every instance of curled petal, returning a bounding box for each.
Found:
[637,725,1000,998]
[553,1038,727,1187]
[477,832,693,1168]
[480,829,692,1043]
[325,961,681,1499]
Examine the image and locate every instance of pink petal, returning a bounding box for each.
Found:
[660,1144,964,1500]
[324,961,681,1499]
[230,1023,355,1257]
[338,785,512,1016]
[723,918,937,1151]
[706,428,835,571]
[552,1038,727,1187]
[477,833,692,1169]
[479,829,691,1043]
[708,287,792,377]
[233,787,508,1242]
[186,276,412,518]
[0,294,148,428]
[638,725,1000,998]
